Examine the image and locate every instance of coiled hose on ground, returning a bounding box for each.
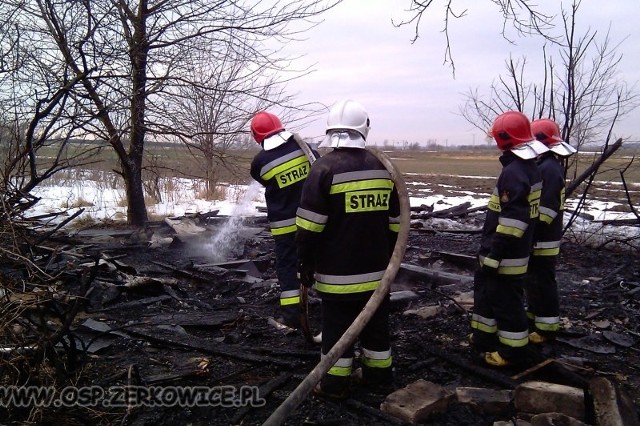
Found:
[262,147,411,426]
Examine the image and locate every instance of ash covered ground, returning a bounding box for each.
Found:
[3,209,638,426]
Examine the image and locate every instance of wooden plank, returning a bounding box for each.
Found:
[435,251,478,269]
[143,311,237,328]
[397,263,474,286]
[126,326,301,368]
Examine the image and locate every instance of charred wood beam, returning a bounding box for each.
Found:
[142,312,237,328]
[397,263,474,286]
[414,340,518,389]
[345,399,407,425]
[32,208,85,246]
[411,202,472,219]
[434,251,478,269]
[231,372,293,424]
[126,326,301,368]
[619,167,640,222]
[89,295,173,313]
[592,218,639,226]
[410,204,433,212]
[565,138,623,198]
[250,346,319,360]
[565,209,594,221]
[152,260,231,282]
[411,227,482,234]
[600,263,632,290]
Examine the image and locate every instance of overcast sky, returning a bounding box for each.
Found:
[278,0,640,146]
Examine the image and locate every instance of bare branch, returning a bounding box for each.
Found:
[394,0,555,72]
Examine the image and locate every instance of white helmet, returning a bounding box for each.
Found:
[322,99,370,149]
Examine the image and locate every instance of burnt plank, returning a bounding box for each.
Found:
[126,325,301,368]
[397,263,474,286]
[143,311,237,328]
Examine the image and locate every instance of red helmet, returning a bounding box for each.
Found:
[531,118,563,145]
[489,111,535,151]
[531,118,576,156]
[251,111,285,144]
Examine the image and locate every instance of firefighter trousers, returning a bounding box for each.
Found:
[472,268,529,361]
[525,255,560,337]
[274,233,300,321]
[320,296,392,394]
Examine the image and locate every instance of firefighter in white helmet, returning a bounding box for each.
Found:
[471,111,548,367]
[249,111,318,329]
[296,100,400,398]
[526,118,577,344]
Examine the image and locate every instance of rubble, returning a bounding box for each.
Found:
[0,211,638,425]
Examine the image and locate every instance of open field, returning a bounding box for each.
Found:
[381,149,640,213]
[38,145,639,218]
[45,144,640,184]
[385,149,640,183]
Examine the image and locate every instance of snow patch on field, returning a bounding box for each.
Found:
[25,174,638,250]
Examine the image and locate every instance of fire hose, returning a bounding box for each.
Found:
[293,134,319,343]
[263,146,411,426]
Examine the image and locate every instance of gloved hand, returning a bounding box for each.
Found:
[298,261,315,288]
[482,264,499,276]
[481,255,500,276]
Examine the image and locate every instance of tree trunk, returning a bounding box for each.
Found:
[125,0,150,227]
[123,159,148,226]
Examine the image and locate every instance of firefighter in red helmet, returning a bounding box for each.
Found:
[296,100,400,398]
[526,118,577,344]
[471,111,548,367]
[249,111,318,329]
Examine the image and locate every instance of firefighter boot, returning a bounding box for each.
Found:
[313,375,350,400]
[484,351,510,367]
[529,331,553,344]
[278,305,301,329]
[360,366,395,395]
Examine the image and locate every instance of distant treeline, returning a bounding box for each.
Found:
[61,138,640,153]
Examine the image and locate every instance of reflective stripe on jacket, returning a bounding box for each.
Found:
[533,153,566,257]
[479,152,542,276]
[250,135,316,236]
[296,149,400,301]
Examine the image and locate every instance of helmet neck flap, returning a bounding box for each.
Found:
[322,130,366,149]
[262,130,292,150]
[510,139,549,160]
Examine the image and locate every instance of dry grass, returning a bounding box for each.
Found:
[383,149,640,183]
[385,150,502,177]
[42,142,640,184]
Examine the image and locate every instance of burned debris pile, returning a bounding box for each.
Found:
[1,211,639,425]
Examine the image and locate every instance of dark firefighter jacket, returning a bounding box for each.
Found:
[533,152,566,257]
[296,148,400,301]
[479,151,543,275]
[250,134,317,236]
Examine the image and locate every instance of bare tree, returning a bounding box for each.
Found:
[0,6,103,219]
[460,1,638,160]
[1,0,341,226]
[459,0,639,231]
[158,36,286,199]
